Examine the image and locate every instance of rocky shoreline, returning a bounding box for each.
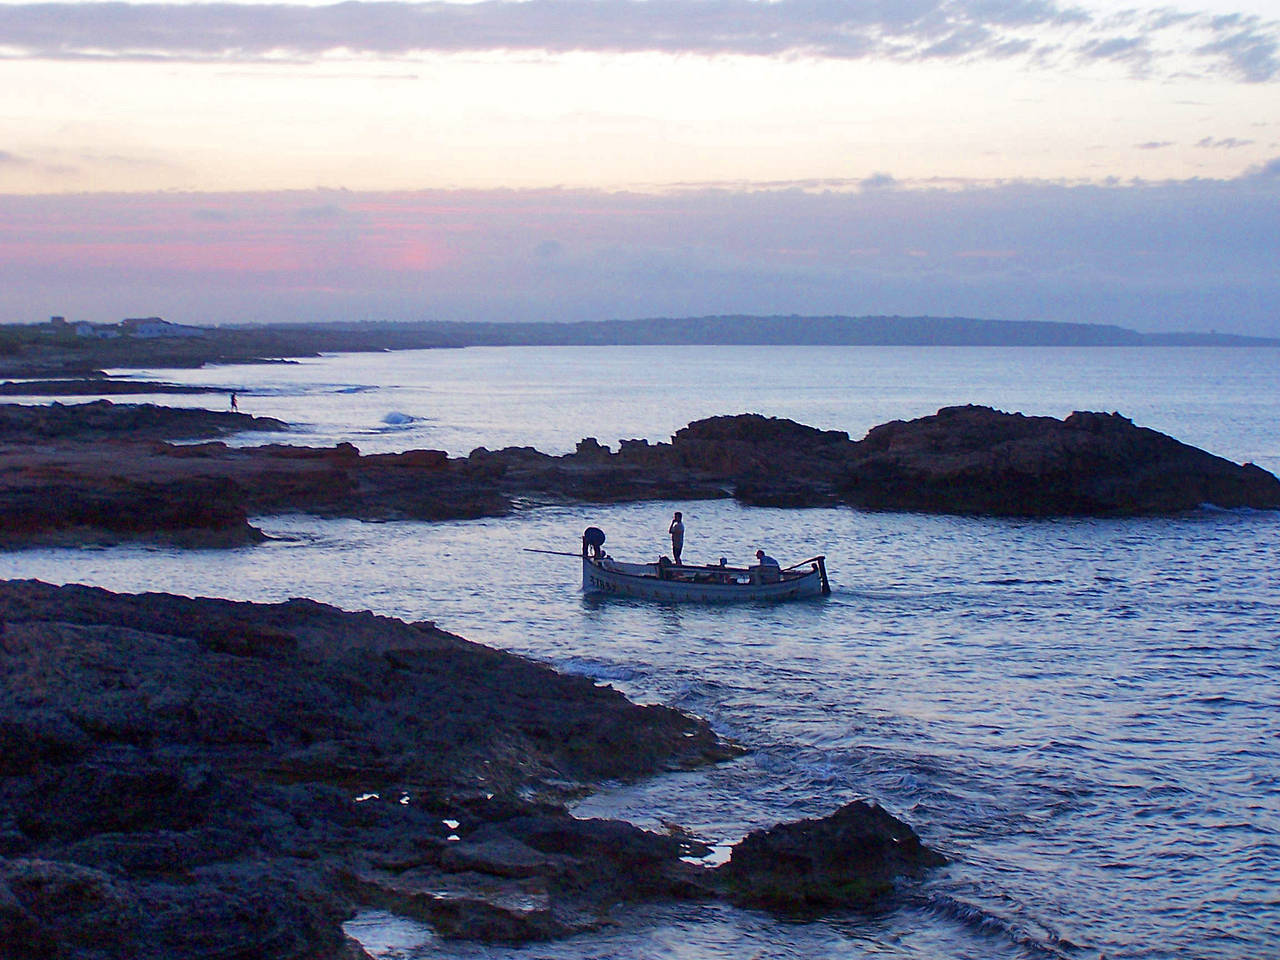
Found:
[0,581,945,957]
[1,401,1276,547]
[5,398,1275,954]
[0,378,231,397]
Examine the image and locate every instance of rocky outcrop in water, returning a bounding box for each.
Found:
[717,799,948,912]
[0,402,289,546]
[0,581,945,956]
[478,406,1280,516]
[0,379,231,397]
[0,402,504,546]
[0,581,756,957]
[0,399,283,442]
[0,476,264,548]
[3,401,1276,548]
[836,405,1280,515]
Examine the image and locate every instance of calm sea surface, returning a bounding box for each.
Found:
[4,346,1279,959]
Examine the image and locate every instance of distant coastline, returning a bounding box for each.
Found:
[412,314,1280,349]
[1,314,1276,379]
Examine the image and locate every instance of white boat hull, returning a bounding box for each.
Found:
[582,555,829,603]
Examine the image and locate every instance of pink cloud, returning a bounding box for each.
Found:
[0,193,455,280]
[0,178,1277,336]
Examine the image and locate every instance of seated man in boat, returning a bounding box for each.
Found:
[752,549,782,584]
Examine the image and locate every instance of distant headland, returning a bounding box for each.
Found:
[411,314,1280,348]
[1,314,1276,378]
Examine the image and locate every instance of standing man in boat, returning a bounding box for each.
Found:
[668,511,685,564]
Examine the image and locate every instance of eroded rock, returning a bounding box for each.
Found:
[840,405,1280,515]
[0,399,283,442]
[6,403,1266,549]
[717,800,947,913]
[0,581,746,957]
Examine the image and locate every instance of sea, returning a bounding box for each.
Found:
[2,345,1278,960]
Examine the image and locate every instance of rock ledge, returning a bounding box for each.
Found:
[0,581,943,957]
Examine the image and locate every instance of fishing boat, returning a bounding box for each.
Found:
[581,554,829,602]
[575,528,830,603]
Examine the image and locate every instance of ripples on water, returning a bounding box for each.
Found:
[5,346,1280,958]
[7,502,1278,960]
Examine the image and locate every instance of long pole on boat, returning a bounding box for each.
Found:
[783,555,831,595]
[782,555,825,571]
[522,548,583,557]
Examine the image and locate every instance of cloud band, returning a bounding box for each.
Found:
[0,0,1275,81]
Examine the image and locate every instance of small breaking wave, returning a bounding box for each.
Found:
[918,890,1080,959]
[557,657,643,684]
[381,411,424,426]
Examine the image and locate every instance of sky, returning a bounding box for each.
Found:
[0,0,1277,334]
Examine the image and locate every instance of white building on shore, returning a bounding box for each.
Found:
[62,317,206,340]
[120,317,206,339]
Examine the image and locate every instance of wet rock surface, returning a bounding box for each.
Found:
[0,402,287,547]
[0,581,946,955]
[717,800,948,912]
[0,476,266,548]
[0,402,501,546]
[0,580,755,958]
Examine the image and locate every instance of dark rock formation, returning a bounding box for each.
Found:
[671,414,854,476]
[465,439,728,506]
[0,402,505,546]
[838,405,1280,515]
[0,400,283,443]
[0,580,948,953]
[0,476,263,548]
[479,406,1279,516]
[0,379,230,397]
[0,400,288,546]
[3,402,1274,548]
[0,580,745,957]
[490,405,1280,516]
[717,799,947,912]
